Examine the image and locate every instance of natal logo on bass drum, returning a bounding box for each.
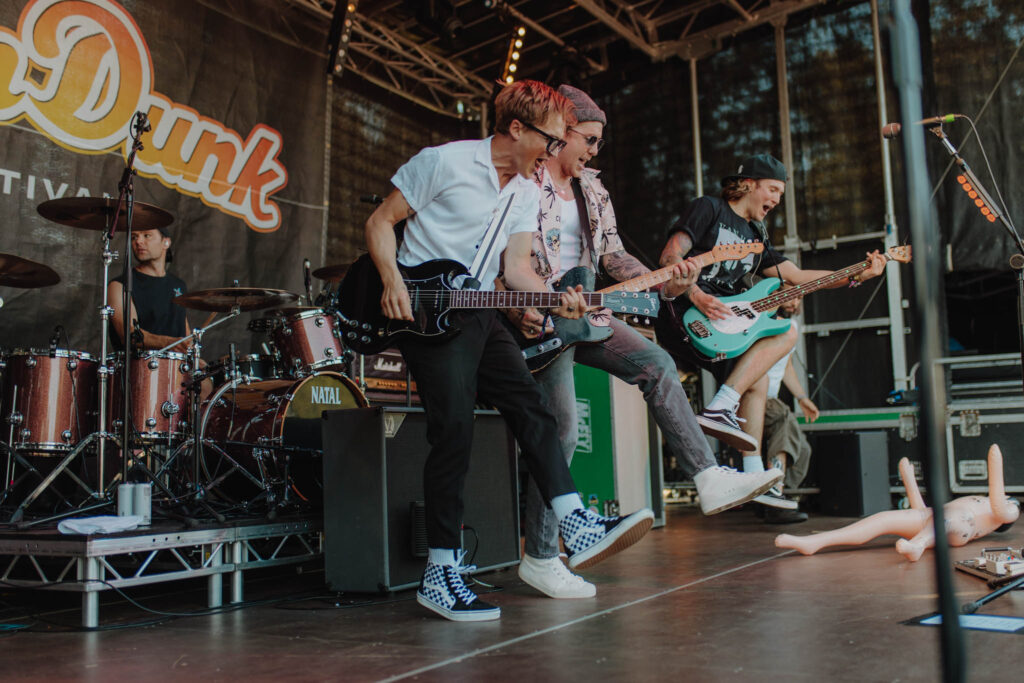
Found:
[0,0,288,231]
[310,384,347,405]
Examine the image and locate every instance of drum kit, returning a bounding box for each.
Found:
[1,198,372,525]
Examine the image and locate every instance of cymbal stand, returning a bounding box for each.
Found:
[149,310,239,520]
[95,227,119,494]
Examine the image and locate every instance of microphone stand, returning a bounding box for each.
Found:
[926,124,1024,390]
[106,112,150,487]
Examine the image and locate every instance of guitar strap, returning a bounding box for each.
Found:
[571,178,600,277]
[464,192,517,290]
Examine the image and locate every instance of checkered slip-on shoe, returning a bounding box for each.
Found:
[559,507,654,571]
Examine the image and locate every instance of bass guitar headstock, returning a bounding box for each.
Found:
[710,241,765,262]
[885,245,913,263]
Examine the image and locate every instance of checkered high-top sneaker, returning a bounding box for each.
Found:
[416,551,500,622]
[558,507,654,571]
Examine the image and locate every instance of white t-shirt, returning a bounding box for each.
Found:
[392,137,539,291]
[766,319,799,399]
[555,195,583,280]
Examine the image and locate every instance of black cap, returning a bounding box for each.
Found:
[720,154,787,186]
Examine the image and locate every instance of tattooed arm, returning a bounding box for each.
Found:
[601,249,650,282]
[660,231,693,266]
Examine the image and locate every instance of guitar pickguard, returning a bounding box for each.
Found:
[708,302,760,335]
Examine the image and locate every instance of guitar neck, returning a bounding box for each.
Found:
[442,289,606,309]
[752,258,883,312]
[598,251,720,294]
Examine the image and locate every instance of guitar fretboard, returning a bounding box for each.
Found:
[751,259,885,312]
[598,245,762,294]
[410,288,607,309]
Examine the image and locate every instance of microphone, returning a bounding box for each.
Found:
[49,325,61,357]
[135,111,152,133]
[881,114,964,139]
[303,258,313,305]
[359,194,384,205]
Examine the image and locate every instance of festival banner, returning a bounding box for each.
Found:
[0,0,327,355]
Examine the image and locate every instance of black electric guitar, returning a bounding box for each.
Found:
[335,254,659,355]
[514,241,766,371]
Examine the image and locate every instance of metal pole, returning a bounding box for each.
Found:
[888,1,964,680]
[871,0,910,391]
[689,58,703,197]
[774,19,810,402]
[208,543,223,608]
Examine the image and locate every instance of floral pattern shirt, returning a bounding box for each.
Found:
[530,166,624,286]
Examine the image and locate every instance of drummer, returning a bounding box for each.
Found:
[108,226,191,352]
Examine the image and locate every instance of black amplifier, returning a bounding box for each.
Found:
[350,349,420,405]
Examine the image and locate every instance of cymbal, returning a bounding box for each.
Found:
[0,253,60,288]
[172,288,300,312]
[311,263,349,282]
[37,197,173,232]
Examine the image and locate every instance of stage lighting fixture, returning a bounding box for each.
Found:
[327,0,360,76]
[502,25,525,83]
[957,174,998,223]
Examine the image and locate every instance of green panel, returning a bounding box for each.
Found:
[569,364,616,513]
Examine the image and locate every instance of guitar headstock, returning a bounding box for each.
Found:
[710,241,765,262]
[886,245,913,263]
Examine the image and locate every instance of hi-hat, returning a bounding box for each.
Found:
[311,263,350,282]
[0,253,61,288]
[37,197,173,232]
[172,287,300,312]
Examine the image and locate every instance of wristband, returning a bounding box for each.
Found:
[796,395,808,401]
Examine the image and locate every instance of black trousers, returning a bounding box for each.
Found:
[398,310,576,549]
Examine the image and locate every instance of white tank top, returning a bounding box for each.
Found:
[556,195,583,279]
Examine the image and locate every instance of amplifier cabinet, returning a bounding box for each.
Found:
[322,407,519,593]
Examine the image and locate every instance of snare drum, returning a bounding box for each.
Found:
[1,349,97,453]
[199,371,366,503]
[270,309,347,376]
[107,351,190,443]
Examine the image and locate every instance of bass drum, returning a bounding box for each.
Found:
[199,371,366,504]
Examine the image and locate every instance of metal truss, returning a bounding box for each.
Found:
[286,0,493,118]
[573,0,833,60]
[0,518,321,627]
[265,1,836,115]
[345,12,495,119]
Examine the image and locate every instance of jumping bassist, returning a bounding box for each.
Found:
[656,153,888,511]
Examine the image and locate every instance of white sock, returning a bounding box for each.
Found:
[743,455,765,473]
[428,547,458,566]
[706,385,741,412]
[550,492,585,521]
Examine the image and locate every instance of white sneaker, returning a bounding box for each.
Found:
[518,554,596,599]
[693,466,783,515]
[754,484,799,510]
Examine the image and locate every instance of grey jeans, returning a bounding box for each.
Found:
[525,316,717,558]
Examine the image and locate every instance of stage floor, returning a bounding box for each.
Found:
[3,505,1023,681]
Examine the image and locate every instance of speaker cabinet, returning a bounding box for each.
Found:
[813,431,891,516]
[322,407,520,593]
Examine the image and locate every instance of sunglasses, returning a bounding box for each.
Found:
[520,120,568,155]
[568,128,606,151]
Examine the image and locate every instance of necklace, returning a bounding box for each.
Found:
[552,177,573,197]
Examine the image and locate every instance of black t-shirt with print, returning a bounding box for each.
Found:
[111,270,188,343]
[669,195,787,298]
[655,195,788,380]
